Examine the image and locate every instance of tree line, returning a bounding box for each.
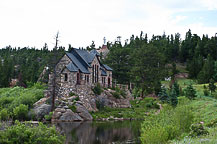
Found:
[0,30,217,93]
[104,30,217,95]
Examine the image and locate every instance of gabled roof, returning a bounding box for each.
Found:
[74,49,95,64]
[65,48,112,74]
[66,52,90,74]
[66,62,78,72]
[103,64,113,71]
[90,49,100,56]
[100,67,107,76]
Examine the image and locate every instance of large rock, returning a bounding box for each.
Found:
[75,103,93,121]
[59,109,83,122]
[33,104,51,120]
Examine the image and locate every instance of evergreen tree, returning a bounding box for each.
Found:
[185,84,197,100]
[158,86,169,103]
[131,44,166,96]
[197,55,215,83]
[169,86,178,106]
[209,79,216,94]
[173,81,180,96]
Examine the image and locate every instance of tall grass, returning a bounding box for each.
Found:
[140,97,194,144]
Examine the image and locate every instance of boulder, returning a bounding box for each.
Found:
[52,111,62,119]
[75,103,93,121]
[55,108,66,113]
[33,104,51,120]
[59,109,83,122]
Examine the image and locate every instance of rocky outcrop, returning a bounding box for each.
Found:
[75,103,93,121]
[35,82,132,122]
[51,101,93,122]
[33,104,51,120]
[59,109,83,122]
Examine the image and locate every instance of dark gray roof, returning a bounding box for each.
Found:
[101,68,107,76]
[75,49,95,64]
[90,49,100,56]
[65,48,112,74]
[103,64,113,71]
[66,62,78,72]
[66,52,90,74]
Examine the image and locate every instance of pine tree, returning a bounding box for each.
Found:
[173,81,180,96]
[169,86,178,106]
[185,84,197,100]
[158,86,169,103]
[197,55,214,83]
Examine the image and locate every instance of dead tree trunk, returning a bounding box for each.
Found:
[51,31,59,111]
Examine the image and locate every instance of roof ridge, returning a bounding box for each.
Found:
[73,49,91,67]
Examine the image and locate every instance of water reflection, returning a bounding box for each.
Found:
[55,120,142,144]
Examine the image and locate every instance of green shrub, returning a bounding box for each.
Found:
[112,91,120,99]
[0,108,9,121]
[0,121,65,144]
[92,83,103,95]
[31,82,46,89]
[95,100,105,110]
[206,119,217,127]
[44,112,53,121]
[189,123,209,137]
[141,98,194,144]
[13,104,28,120]
[203,88,210,96]
[69,92,76,96]
[69,105,77,112]
[185,84,197,100]
[74,96,79,101]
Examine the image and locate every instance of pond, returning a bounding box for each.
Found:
[54,120,142,144]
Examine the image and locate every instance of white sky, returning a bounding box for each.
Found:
[0,0,217,49]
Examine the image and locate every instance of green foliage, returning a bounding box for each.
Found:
[0,108,9,121]
[131,44,166,95]
[0,45,65,87]
[111,87,126,99]
[185,84,197,100]
[0,121,65,144]
[44,112,53,121]
[197,55,215,84]
[92,83,103,95]
[140,97,194,144]
[0,86,44,120]
[69,92,76,96]
[169,86,178,106]
[158,86,169,103]
[132,87,142,98]
[69,105,77,112]
[91,98,160,120]
[13,104,28,120]
[189,123,209,137]
[203,88,210,96]
[209,79,216,93]
[111,91,120,99]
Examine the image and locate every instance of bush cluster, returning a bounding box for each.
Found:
[0,85,44,121]
[92,83,103,95]
[0,121,65,144]
[141,97,194,144]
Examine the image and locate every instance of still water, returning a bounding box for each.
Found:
[55,120,142,144]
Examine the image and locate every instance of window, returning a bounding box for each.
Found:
[64,73,68,81]
[87,75,89,83]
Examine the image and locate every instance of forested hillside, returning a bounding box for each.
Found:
[104,30,217,94]
[0,45,65,87]
[0,30,217,91]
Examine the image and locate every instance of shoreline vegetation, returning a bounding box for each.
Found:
[0,78,216,143]
[0,30,217,143]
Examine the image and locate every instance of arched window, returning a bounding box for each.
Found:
[64,73,68,81]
